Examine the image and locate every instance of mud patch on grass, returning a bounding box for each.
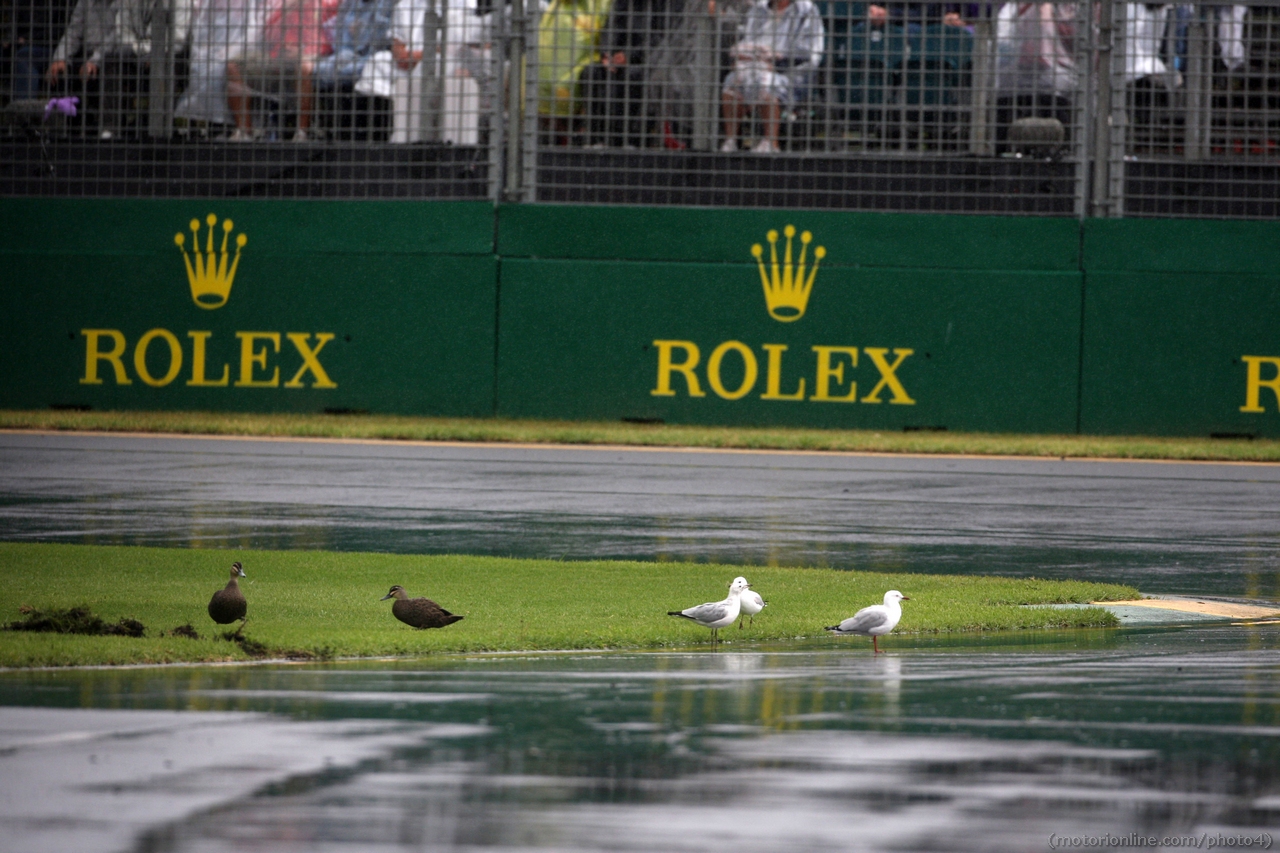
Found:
[221,632,270,657]
[6,605,146,637]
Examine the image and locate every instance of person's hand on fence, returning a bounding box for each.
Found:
[45,60,67,85]
[80,60,99,80]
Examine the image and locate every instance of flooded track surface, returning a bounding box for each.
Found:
[1,432,1279,597]
[0,628,1278,853]
[2,431,1279,852]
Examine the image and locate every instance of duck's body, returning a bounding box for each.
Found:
[733,575,766,628]
[381,585,463,629]
[826,590,910,653]
[208,562,247,627]
[668,578,749,642]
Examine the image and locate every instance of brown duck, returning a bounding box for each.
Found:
[381,585,463,629]
[208,561,248,630]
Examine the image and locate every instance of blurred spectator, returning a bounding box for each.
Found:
[1122,3,1171,83]
[581,0,671,147]
[4,0,73,100]
[1215,4,1246,72]
[310,0,394,137]
[994,2,1077,149]
[45,0,115,134]
[1170,5,1247,75]
[312,0,395,88]
[353,0,485,143]
[995,2,1078,95]
[719,0,823,153]
[442,0,488,143]
[105,0,193,135]
[176,0,255,129]
[644,0,750,149]
[867,3,971,27]
[536,0,612,140]
[225,0,340,141]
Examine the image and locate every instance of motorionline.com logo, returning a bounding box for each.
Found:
[1048,832,1273,849]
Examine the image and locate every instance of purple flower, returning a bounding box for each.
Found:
[44,96,79,120]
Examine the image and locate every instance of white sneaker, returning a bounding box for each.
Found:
[752,138,779,154]
[98,129,114,141]
[719,138,737,152]
[291,129,309,143]
[228,128,252,142]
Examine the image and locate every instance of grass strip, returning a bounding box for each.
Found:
[0,543,1138,667]
[2,409,1278,462]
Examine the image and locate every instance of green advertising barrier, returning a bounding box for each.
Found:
[497,258,1082,431]
[0,199,498,415]
[6,198,1278,437]
[1081,220,1280,437]
[496,206,1083,431]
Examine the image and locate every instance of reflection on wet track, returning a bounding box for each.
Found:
[1,432,1279,851]
[1,628,1277,852]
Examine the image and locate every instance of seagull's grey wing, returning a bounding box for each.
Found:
[837,606,890,635]
[683,602,729,624]
[747,592,765,608]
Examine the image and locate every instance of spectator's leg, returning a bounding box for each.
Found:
[762,93,781,148]
[227,60,254,133]
[605,70,627,147]
[297,60,313,139]
[583,64,609,144]
[625,66,646,147]
[14,45,51,100]
[722,88,745,146]
[101,52,125,138]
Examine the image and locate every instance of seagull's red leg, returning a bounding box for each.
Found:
[873,636,880,654]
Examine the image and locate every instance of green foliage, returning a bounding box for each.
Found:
[0,543,1138,667]
[3,409,1279,461]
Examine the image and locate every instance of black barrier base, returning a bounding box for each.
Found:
[1124,160,1280,219]
[535,149,1079,213]
[0,140,491,198]
[7,141,1279,218]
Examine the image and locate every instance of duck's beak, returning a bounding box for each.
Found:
[380,592,394,601]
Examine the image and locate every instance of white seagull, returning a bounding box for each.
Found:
[668,577,750,642]
[733,576,766,628]
[825,590,911,653]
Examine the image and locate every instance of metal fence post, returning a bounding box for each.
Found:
[147,0,174,139]
[968,13,994,157]
[1090,0,1117,217]
[520,6,538,202]
[417,0,441,141]
[503,0,526,199]
[1184,9,1210,161]
[690,10,715,152]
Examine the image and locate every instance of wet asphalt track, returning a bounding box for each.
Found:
[1,431,1278,597]
[2,431,1280,853]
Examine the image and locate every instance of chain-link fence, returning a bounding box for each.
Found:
[3,0,1280,215]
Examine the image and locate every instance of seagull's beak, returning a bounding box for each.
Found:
[901,596,911,601]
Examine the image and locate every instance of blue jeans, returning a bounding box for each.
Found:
[13,44,50,100]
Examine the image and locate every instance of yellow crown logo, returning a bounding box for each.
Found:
[174,213,247,310]
[752,225,825,323]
